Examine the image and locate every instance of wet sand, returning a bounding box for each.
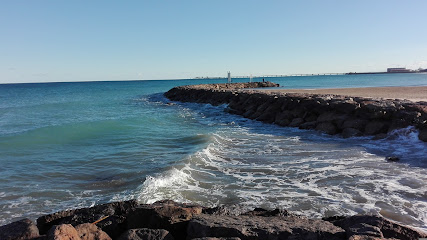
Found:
[258,86,427,102]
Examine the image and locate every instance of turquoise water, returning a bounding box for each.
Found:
[1,73,427,230]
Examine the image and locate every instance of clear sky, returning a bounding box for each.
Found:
[1,0,427,83]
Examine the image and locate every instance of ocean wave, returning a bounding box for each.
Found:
[137,116,427,230]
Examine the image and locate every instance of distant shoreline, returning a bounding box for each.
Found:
[258,86,427,102]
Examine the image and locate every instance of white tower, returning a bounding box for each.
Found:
[227,71,231,83]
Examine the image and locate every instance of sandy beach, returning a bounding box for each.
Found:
[258,86,427,102]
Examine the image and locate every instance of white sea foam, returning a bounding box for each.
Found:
[138,111,427,230]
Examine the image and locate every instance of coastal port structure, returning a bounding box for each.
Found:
[387,67,411,73]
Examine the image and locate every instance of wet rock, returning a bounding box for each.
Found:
[342,128,362,138]
[289,118,304,127]
[342,119,368,132]
[47,224,80,240]
[75,223,111,240]
[364,121,387,135]
[385,156,400,162]
[299,121,317,130]
[317,112,340,122]
[187,214,346,240]
[316,122,337,135]
[373,133,388,139]
[256,111,277,123]
[37,200,137,239]
[276,118,291,127]
[347,223,383,238]
[202,205,248,216]
[127,200,202,240]
[242,208,292,217]
[304,113,318,122]
[117,228,174,240]
[325,215,427,240]
[418,129,427,141]
[191,238,241,240]
[0,218,40,240]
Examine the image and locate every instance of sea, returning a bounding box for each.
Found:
[1,73,427,230]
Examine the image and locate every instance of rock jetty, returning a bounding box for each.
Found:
[164,82,427,141]
[1,200,426,240]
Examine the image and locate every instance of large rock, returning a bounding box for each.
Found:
[364,121,387,135]
[342,128,362,138]
[289,118,304,127]
[342,119,368,131]
[75,223,111,240]
[37,200,138,239]
[0,218,40,240]
[316,122,337,135]
[187,214,346,240]
[127,200,202,240]
[325,215,427,240]
[47,224,80,240]
[191,238,241,240]
[418,129,427,141]
[118,228,174,240]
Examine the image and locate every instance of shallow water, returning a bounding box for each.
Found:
[0,74,426,230]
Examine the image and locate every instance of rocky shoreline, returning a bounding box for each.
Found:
[164,82,427,142]
[1,200,426,240]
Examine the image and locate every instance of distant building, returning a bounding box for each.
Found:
[387,68,411,73]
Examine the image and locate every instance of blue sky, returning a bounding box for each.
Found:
[1,0,427,83]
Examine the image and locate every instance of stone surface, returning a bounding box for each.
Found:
[37,200,137,238]
[289,118,304,127]
[419,129,427,141]
[364,121,387,135]
[75,223,111,240]
[117,228,174,240]
[316,122,337,135]
[47,224,80,240]
[325,215,427,240]
[187,214,346,240]
[342,128,362,138]
[191,238,241,240]
[0,218,40,240]
[127,200,202,240]
[385,156,400,162]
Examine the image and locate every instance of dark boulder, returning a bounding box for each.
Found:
[187,214,346,240]
[299,121,317,130]
[418,129,427,142]
[37,200,137,238]
[364,121,388,135]
[386,156,400,162]
[0,218,40,240]
[289,118,304,127]
[118,228,174,240]
[325,215,427,240]
[342,128,362,138]
[191,238,241,240]
[127,200,202,240]
[316,122,337,135]
[342,119,368,131]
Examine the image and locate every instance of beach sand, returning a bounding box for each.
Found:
[258,86,427,102]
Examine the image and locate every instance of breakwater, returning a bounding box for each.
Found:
[164,82,427,142]
[1,200,426,240]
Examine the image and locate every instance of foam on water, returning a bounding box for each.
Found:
[138,101,427,230]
